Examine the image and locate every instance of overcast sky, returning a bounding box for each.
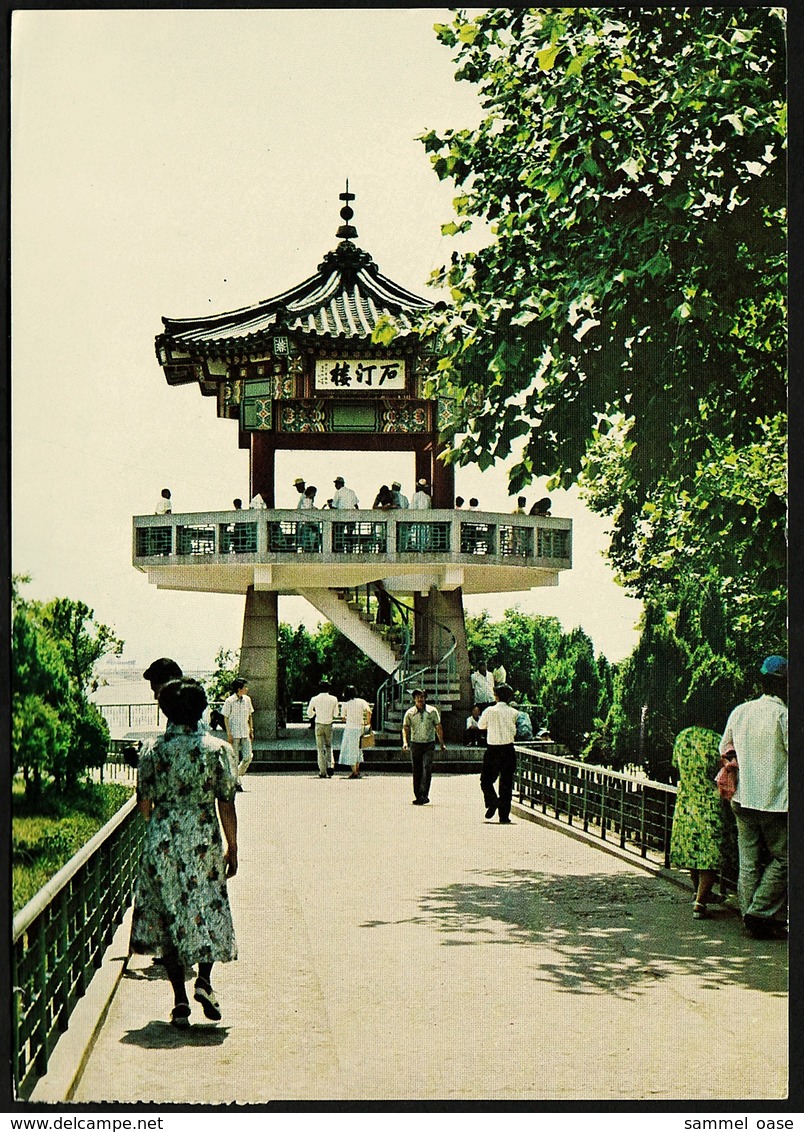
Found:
[12,8,643,676]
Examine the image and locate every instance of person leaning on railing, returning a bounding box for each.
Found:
[130,678,238,1029]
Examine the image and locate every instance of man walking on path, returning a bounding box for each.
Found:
[720,655,788,939]
[223,678,255,792]
[402,688,446,805]
[470,661,496,709]
[307,679,339,778]
[478,683,519,824]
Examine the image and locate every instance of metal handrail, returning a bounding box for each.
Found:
[375,596,457,732]
[514,746,737,885]
[12,798,145,1099]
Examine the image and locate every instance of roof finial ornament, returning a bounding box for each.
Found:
[335,179,358,241]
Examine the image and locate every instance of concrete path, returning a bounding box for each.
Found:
[70,772,787,1104]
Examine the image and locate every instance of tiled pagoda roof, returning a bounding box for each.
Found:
[157,241,431,357]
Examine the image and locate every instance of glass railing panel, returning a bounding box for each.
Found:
[332,521,387,554]
[176,524,216,556]
[537,528,570,558]
[499,525,533,558]
[460,522,496,555]
[396,522,451,553]
[217,522,258,554]
[136,526,172,556]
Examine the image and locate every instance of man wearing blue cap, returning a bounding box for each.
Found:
[720,655,788,939]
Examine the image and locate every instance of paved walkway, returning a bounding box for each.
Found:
[69,772,787,1104]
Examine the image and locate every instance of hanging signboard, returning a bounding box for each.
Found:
[314,358,406,392]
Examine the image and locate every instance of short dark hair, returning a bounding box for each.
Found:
[760,672,787,697]
[143,657,183,685]
[495,683,513,703]
[343,685,357,700]
[159,678,207,725]
[231,677,248,692]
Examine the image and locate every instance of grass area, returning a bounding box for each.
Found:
[12,780,135,915]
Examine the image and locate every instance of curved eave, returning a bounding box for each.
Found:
[159,246,432,354]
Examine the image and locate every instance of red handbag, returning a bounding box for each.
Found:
[715,755,738,801]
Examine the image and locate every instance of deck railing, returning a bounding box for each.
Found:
[12,799,144,1100]
[515,746,737,885]
[133,508,572,569]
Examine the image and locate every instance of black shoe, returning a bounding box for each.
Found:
[326,768,334,777]
[318,773,327,778]
[485,803,498,819]
[412,799,425,805]
[499,817,512,824]
[744,914,773,939]
[422,798,430,804]
[171,1003,191,1029]
[235,784,244,792]
[193,978,222,1020]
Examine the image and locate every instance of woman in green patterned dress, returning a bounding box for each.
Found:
[131,678,238,1027]
[669,726,727,920]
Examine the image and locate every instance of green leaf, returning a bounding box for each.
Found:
[536,44,562,71]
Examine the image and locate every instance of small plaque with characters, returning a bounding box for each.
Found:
[315,357,406,393]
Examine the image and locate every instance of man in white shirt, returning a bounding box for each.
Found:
[470,661,496,709]
[720,655,788,938]
[223,678,255,791]
[307,679,339,778]
[155,488,172,514]
[294,477,306,507]
[411,479,432,509]
[478,683,520,823]
[332,477,359,509]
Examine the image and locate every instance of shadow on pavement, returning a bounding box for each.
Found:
[360,868,787,1000]
[120,1021,230,1049]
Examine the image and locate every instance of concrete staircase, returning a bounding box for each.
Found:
[296,587,402,673]
[295,584,461,742]
[375,663,462,741]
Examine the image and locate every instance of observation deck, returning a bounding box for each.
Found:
[132,507,572,597]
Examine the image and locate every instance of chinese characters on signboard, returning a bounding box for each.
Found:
[315,358,406,392]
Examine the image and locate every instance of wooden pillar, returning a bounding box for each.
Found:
[414,449,430,495]
[240,587,278,740]
[431,444,455,508]
[250,435,276,506]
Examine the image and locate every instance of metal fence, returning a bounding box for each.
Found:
[515,746,737,886]
[12,799,144,1100]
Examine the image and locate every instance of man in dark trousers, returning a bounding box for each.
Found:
[478,683,519,824]
[720,655,788,939]
[401,688,446,805]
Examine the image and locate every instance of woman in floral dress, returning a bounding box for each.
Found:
[669,726,728,920]
[130,678,238,1027]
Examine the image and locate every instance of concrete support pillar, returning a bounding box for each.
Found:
[415,586,472,743]
[240,587,278,739]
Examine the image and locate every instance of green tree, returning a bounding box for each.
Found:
[12,582,121,795]
[314,622,385,701]
[586,576,745,778]
[39,597,123,694]
[538,626,602,753]
[203,647,241,703]
[413,7,786,657]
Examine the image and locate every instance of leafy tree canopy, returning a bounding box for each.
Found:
[416,7,786,646]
